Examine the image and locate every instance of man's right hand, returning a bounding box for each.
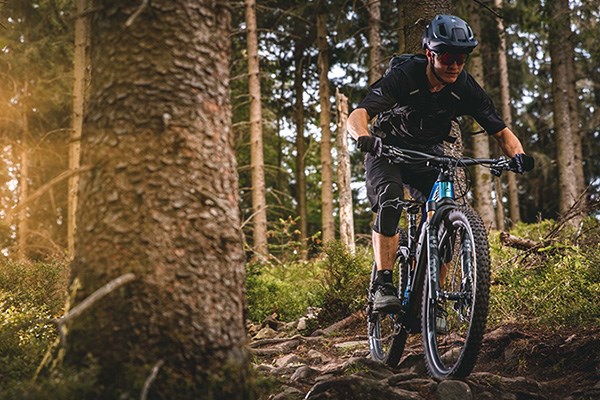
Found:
[357,135,382,157]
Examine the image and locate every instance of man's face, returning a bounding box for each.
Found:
[427,49,467,83]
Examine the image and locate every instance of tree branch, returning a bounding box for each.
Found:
[472,0,503,18]
[125,0,150,27]
[140,360,164,400]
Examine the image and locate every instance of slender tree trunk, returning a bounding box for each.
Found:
[294,44,308,258]
[404,0,451,53]
[66,2,250,397]
[245,0,269,258]
[548,0,580,220]
[17,94,29,262]
[69,0,88,260]
[495,0,520,225]
[494,178,506,230]
[366,0,383,84]
[317,11,335,243]
[468,2,495,230]
[397,0,406,54]
[336,89,355,253]
[565,35,586,198]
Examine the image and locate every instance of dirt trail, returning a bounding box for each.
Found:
[249,315,600,400]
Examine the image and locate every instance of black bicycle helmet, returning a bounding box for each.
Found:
[422,14,478,54]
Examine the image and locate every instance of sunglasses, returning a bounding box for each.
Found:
[433,51,468,66]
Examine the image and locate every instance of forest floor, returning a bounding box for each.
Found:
[249,313,600,400]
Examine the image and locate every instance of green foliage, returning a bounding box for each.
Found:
[314,242,372,327]
[246,242,372,326]
[489,219,600,327]
[0,259,68,392]
[245,257,323,323]
[0,364,102,400]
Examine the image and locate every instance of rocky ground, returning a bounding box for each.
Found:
[248,313,600,400]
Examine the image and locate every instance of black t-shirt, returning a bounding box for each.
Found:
[357,55,506,151]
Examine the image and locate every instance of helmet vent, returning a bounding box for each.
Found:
[453,28,467,41]
[438,24,448,37]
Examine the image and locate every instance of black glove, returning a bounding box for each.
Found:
[357,135,382,157]
[512,153,535,174]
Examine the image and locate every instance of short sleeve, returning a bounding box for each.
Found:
[356,70,410,119]
[464,76,506,135]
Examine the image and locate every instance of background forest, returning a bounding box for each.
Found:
[0,0,599,399]
[0,0,599,261]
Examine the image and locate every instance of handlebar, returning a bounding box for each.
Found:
[381,145,517,176]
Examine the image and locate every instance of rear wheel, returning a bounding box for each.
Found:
[422,207,491,378]
[368,311,407,367]
[368,251,408,367]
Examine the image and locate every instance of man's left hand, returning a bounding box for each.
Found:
[513,153,535,173]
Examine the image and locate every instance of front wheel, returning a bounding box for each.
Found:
[422,207,491,378]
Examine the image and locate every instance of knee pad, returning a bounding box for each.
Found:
[373,183,403,237]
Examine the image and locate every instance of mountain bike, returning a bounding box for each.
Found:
[367,145,518,379]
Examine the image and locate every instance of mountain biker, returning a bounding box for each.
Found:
[347,14,534,313]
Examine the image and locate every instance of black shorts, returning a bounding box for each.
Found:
[365,153,439,212]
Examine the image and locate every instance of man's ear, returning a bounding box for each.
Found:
[425,49,434,63]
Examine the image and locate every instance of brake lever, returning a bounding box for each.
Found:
[490,167,502,177]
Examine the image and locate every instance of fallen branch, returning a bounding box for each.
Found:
[499,232,541,251]
[321,311,364,336]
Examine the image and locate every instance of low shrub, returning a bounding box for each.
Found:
[488,218,600,327]
[314,242,372,327]
[245,258,323,323]
[245,242,373,326]
[0,259,69,391]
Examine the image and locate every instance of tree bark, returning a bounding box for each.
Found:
[246,0,269,258]
[548,0,580,221]
[468,3,496,230]
[396,0,406,54]
[336,89,355,253]
[317,11,335,244]
[565,33,586,198]
[365,0,383,84]
[66,1,251,397]
[494,177,506,231]
[68,0,89,260]
[495,0,520,225]
[294,43,308,259]
[404,0,451,53]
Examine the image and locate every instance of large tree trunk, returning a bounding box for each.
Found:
[68,0,89,260]
[365,0,383,84]
[317,11,335,244]
[548,0,580,221]
[294,43,308,259]
[66,1,251,397]
[468,2,496,230]
[336,89,355,253]
[245,0,269,258]
[495,0,520,226]
[404,0,451,53]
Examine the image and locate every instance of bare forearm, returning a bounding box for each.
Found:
[347,108,371,140]
[493,127,524,157]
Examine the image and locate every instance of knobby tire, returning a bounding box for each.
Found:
[421,206,491,379]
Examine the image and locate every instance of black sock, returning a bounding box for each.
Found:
[376,269,394,285]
